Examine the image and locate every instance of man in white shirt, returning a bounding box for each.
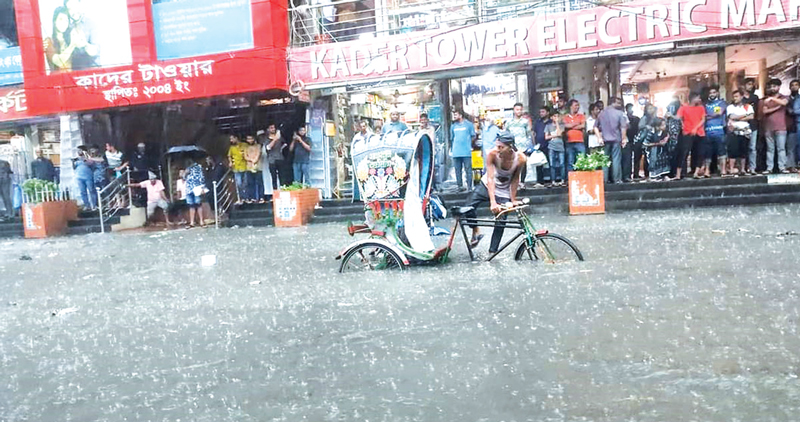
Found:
[726,89,755,175]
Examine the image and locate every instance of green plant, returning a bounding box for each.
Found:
[280,181,311,191]
[22,179,59,203]
[572,151,611,171]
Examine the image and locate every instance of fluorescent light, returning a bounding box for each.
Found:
[528,52,599,65]
[597,42,674,57]
[306,75,407,91]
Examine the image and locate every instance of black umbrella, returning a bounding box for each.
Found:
[164,146,208,200]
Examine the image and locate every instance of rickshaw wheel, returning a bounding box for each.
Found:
[514,233,584,263]
[340,242,407,272]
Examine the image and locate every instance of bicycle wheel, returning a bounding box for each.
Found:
[514,233,584,263]
[340,242,407,272]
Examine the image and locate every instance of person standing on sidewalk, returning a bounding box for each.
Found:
[73,146,97,210]
[533,106,551,184]
[596,97,629,184]
[563,99,586,174]
[761,78,790,174]
[506,103,533,187]
[31,148,56,182]
[704,85,728,176]
[382,109,408,135]
[624,103,639,182]
[244,135,264,203]
[546,114,565,186]
[290,126,312,184]
[227,135,247,204]
[726,89,754,175]
[676,93,707,178]
[743,78,761,174]
[450,110,477,192]
[786,79,799,172]
[0,159,13,219]
[264,124,285,190]
[587,103,603,153]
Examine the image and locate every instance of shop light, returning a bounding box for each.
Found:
[597,42,675,57]
[528,52,599,65]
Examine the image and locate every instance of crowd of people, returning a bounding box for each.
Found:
[227,124,313,205]
[467,78,800,188]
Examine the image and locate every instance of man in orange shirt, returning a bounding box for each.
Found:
[563,99,587,173]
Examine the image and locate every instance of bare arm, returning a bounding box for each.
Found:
[267,132,282,149]
[485,151,500,214]
[509,152,526,202]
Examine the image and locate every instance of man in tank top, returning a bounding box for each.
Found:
[463,131,527,254]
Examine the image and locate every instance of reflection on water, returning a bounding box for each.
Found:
[1,205,800,421]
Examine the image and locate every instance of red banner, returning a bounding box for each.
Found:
[289,0,800,87]
[15,0,288,116]
[0,87,29,122]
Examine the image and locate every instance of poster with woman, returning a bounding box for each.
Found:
[39,0,132,73]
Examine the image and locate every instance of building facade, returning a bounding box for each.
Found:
[287,0,800,186]
[0,0,303,205]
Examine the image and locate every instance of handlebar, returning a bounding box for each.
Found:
[494,198,530,219]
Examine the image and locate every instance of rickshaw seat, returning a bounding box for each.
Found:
[450,206,474,216]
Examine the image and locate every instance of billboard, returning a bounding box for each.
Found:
[152,0,254,61]
[38,0,132,73]
[0,47,23,86]
[14,0,289,116]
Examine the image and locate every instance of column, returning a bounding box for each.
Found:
[58,114,84,203]
[717,48,727,100]
[567,58,595,110]
[758,58,768,98]
[609,57,621,99]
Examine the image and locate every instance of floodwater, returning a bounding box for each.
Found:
[1,205,800,421]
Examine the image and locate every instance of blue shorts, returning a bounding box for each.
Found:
[707,134,727,158]
[185,191,202,207]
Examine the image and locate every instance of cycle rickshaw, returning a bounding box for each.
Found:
[335,130,583,272]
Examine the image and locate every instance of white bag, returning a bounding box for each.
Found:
[523,149,547,183]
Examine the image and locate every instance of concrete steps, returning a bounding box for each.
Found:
[0,217,24,239]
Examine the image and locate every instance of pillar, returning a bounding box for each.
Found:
[758,58,768,98]
[567,59,595,110]
[717,47,727,100]
[58,114,85,203]
[609,57,621,99]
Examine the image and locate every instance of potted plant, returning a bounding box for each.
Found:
[21,179,79,238]
[273,182,320,227]
[568,151,611,215]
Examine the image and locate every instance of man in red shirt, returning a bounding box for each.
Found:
[563,99,586,174]
[761,78,790,174]
[676,92,707,179]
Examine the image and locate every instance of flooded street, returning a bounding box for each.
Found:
[2,205,800,421]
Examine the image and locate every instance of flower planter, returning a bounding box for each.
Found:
[22,200,79,238]
[273,188,320,227]
[568,170,605,215]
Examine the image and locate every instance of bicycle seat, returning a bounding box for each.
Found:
[450,206,474,216]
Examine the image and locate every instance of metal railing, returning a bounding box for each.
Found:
[212,168,235,229]
[289,0,620,47]
[96,169,131,234]
[22,187,71,204]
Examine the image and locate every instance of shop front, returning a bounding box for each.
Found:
[6,0,293,205]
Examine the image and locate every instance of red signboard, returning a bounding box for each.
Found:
[289,0,800,87]
[14,0,288,116]
[0,87,29,122]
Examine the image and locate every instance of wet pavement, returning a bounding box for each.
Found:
[2,204,800,421]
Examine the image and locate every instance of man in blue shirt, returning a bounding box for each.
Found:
[705,85,728,175]
[381,109,408,135]
[533,106,551,184]
[450,110,476,191]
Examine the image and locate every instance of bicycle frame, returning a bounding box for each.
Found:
[443,206,555,263]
